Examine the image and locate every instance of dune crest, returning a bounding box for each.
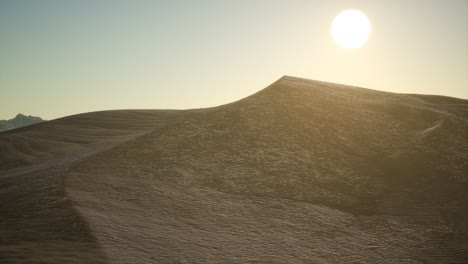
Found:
[1,76,468,263]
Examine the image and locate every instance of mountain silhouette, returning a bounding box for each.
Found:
[0,113,44,132]
[1,76,467,263]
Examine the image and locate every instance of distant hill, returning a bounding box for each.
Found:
[1,76,467,263]
[0,114,44,132]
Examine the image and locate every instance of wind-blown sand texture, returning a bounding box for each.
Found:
[1,76,467,263]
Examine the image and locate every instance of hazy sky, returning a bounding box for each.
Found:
[1,0,467,120]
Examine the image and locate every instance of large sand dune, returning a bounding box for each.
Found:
[1,76,467,263]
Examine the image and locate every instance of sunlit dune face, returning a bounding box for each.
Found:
[332,9,371,49]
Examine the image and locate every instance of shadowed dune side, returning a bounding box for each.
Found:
[0,110,184,263]
[66,77,468,263]
[0,166,109,264]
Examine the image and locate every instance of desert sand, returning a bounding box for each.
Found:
[1,76,467,263]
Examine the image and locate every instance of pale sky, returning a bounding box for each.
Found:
[1,0,467,120]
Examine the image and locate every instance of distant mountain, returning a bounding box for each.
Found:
[0,114,44,132]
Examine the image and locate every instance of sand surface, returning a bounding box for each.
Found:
[1,76,467,263]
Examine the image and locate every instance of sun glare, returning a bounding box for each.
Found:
[332,10,371,49]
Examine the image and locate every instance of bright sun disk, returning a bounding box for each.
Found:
[332,9,371,49]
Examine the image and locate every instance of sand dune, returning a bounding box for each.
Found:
[1,76,467,263]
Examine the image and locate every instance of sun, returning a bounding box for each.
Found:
[332,9,371,49]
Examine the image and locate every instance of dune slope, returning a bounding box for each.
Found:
[1,76,468,263]
[0,110,183,263]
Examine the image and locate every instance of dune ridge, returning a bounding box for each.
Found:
[1,76,467,263]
